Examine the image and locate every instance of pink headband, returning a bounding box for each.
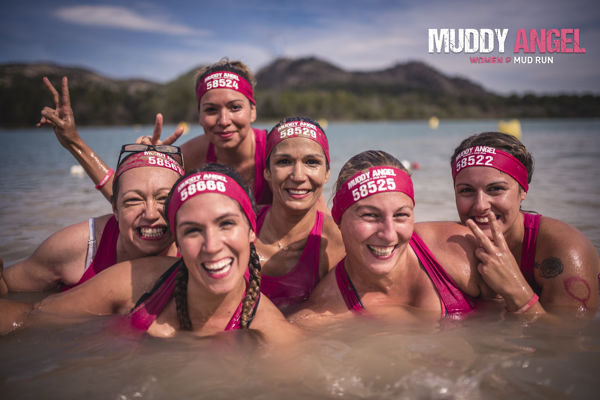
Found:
[451,146,529,191]
[266,120,330,163]
[115,151,184,178]
[167,171,256,236]
[331,166,414,224]
[195,71,255,105]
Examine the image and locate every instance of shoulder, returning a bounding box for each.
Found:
[181,135,210,170]
[536,216,599,274]
[252,294,303,343]
[290,267,347,321]
[319,215,346,273]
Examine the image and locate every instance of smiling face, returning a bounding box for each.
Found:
[454,166,526,239]
[113,167,180,258]
[198,89,256,149]
[340,191,414,276]
[264,137,330,212]
[175,193,256,295]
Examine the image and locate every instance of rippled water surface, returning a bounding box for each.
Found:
[1,119,599,398]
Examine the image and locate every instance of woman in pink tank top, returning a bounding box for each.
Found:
[1,165,297,341]
[1,147,183,295]
[451,132,599,317]
[38,59,272,205]
[291,151,490,324]
[253,117,345,314]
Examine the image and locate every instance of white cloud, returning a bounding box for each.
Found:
[55,5,210,36]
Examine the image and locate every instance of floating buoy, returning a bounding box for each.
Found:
[70,165,85,177]
[428,116,439,130]
[317,118,328,129]
[401,160,420,172]
[498,119,522,140]
[177,122,190,135]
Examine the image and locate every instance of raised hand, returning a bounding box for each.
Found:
[136,113,185,146]
[466,210,536,311]
[37,77,80,148]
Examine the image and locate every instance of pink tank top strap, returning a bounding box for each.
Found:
[129,260,180,331]
[520,212,542,293]
[252,128,272,205]
[335,259,364,312]
[62,215,119,291]
[205,142,216,163]
[224,292,261,331]
[256,205,270,232]
[409,232,474,316]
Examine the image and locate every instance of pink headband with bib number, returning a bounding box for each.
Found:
[167,171,256,236]
[331,166,414,224]
[195,71,255,105]
[451,146,529,192]
[115,151,184,178]
[265,120,330,163]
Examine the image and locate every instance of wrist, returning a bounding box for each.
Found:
[506,292,539,313]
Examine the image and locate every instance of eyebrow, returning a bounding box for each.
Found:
[178,212,242,227]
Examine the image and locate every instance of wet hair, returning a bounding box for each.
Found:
[451,132,534,184]
[166,163,261,330]
[195,58,256,103]
[334,150,410,194]
[266,116,330,170]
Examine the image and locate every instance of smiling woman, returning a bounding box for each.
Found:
[1,146,183,294]
[451,132,599,316]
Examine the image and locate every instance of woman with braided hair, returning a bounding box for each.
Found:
[1,164,295,340]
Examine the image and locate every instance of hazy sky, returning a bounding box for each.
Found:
[1,0,598,94]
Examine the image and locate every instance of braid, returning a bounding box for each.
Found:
[241,243,262,329]
[174,262,192,330]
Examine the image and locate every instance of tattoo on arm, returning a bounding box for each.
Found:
[564,277,591,310]
[535,257,564,278]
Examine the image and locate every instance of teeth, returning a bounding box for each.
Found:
[368,245,395,257]
[203,258,232,271]
[288,189,309,195]
[139,226,166,238]
[473,216,489,223]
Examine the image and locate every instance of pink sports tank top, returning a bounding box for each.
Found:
[129,261,258,331]
[62,215,119,291]
[205,128,272,205]
[335,232,474,317]
[520,212,542,293]
[254,206,324,312]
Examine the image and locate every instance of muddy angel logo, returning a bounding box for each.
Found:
[428,28,586,64]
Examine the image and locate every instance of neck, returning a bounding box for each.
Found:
[185,275,246,328]
[214,127,255,165]
[261,203,317,246]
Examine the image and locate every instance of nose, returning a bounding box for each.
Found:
[378,216,397,243]
[290,161,306,181]
[202,226,222,254]
[472,190,491,214]
[217,108,231,126]
[143,199,160,220]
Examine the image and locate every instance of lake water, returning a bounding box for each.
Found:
[1,119,599,398]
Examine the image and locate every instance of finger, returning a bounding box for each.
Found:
[40,107,62,125]
[61,77,71,109]
[487,210,509,250]
[151,113,163,144]
[162,127,184,145]
[465,219,496,253]
[42,77,60,107]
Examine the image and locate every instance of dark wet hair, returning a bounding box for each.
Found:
[166,163,261,330]
[451,132,534,184]
[266,116,330,170]
[334,150,410,194]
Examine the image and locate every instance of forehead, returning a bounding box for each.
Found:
[177,193,242,221]
[454,165,516,186]
[118,166,180,190]
[200,88,247,105]
[353,191,414,210]
[271,137,325,156]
